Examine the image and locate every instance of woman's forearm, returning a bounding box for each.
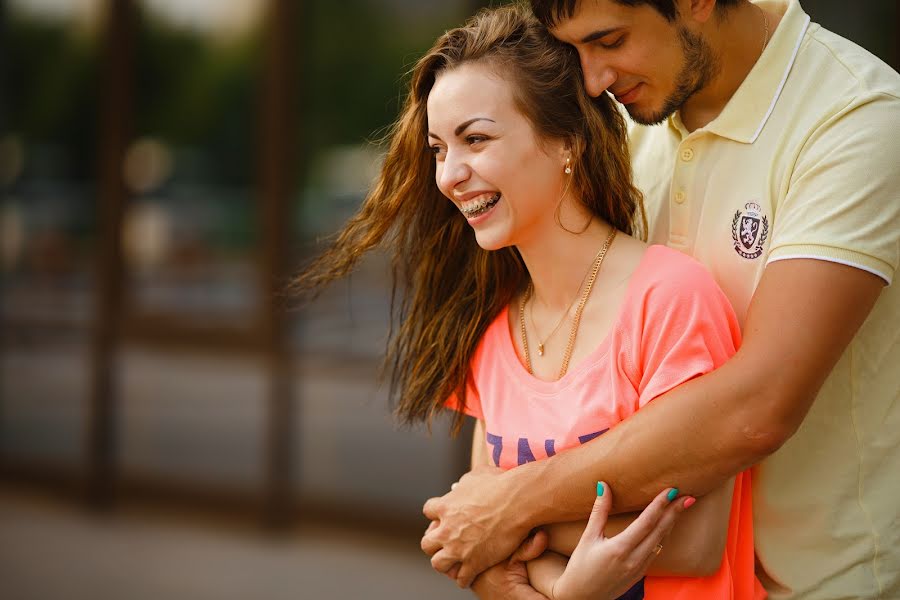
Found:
[526,552,568,599]
[543,478,734,577]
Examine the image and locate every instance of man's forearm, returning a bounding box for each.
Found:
[504,358,773,527]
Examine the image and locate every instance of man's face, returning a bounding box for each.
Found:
[549,0,719,125]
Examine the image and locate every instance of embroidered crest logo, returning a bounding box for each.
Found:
[732,202,769,260]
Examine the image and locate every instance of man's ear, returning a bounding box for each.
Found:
[685,0,717,24]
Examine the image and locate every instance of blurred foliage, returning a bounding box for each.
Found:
[0,12,99,180]
[297,0,462,158]
[134,11,261,186]
[0,1,466,188]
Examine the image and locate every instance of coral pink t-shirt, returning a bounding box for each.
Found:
[450,245,765,599]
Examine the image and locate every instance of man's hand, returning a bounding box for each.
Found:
[471,531,550,600]
[421,465,533,588]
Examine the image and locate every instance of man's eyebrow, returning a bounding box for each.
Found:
[427,117,496,140]
[580,27,623,44]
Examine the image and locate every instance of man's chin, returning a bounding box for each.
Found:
[624,103,672,127]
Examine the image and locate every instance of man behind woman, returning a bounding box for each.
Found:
[423,1,899,598]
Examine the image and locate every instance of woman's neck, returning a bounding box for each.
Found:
[516,215,614,311]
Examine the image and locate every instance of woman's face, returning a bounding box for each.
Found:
[426,61,570,251]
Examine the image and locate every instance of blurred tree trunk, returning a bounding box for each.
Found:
[90,0,136,510]
[259,0,297,529]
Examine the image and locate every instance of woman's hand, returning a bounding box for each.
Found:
[551,483,693,600]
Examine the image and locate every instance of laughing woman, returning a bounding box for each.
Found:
[293,4,762,599]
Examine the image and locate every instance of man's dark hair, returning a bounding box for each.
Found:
[532,0,742,26]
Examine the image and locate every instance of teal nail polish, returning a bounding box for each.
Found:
[666,488,679,502]
[597,482,604,497]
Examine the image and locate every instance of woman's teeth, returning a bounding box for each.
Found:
[461,192,501,218]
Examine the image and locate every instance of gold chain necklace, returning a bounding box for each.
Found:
[519,227,617,379]
[528,266,590,357]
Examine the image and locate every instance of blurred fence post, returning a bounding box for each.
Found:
[88,0,135,510]
[259,0,297,529]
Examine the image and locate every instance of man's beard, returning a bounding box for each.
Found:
[626,26,721,126]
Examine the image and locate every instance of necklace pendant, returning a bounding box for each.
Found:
[537,343,544,356]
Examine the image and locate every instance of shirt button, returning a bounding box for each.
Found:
[674,191,686,204]
[681,148,694,162]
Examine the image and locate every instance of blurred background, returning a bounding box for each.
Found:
[0,1,896,598]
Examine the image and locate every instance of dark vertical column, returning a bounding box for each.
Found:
[894,2,899,71]
[0,0,8,461]
[88,0,134,509]
[259,0,296,528]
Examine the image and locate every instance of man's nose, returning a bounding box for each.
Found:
[580,55,617,97]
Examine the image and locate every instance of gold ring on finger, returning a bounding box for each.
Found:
[653,543,663,556]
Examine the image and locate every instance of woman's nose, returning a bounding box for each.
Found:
[438,151,471,192]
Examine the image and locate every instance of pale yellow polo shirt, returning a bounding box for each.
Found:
[627,1,900,598]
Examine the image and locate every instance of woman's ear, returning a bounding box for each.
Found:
[559,138,575,165]
[563,137,583,169]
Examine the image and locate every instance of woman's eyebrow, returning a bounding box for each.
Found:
[455,117,495,136]
[428,117,496,141]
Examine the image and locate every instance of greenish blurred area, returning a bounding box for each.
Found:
[0,0,463,194]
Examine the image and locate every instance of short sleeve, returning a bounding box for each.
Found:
[627,251,742,408]
[767,93,900,284]
[443,329,487,419]
[444,377,483,419]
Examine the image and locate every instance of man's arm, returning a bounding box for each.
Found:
[423,258,884,586]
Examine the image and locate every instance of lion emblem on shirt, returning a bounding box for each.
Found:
[732,202,769,260]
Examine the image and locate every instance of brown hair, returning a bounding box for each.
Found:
[291,3,644,434]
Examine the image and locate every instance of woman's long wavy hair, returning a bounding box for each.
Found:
[291,3,645,435]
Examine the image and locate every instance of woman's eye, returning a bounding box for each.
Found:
[429,145,445,157]
[466,135,488,145]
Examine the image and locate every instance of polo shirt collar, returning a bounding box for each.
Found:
[671,0,811,143]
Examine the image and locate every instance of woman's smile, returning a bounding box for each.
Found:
[460,192,502,220]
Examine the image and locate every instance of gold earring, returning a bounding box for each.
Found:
[564,157,572,174]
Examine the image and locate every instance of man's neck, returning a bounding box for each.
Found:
[680,2,781,132]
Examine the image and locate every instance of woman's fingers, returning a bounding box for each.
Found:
[631,495,693,561]
[581,481,613,542]
[613,487,679,551]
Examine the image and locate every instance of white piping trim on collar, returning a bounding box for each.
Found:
[749,14,812,143]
